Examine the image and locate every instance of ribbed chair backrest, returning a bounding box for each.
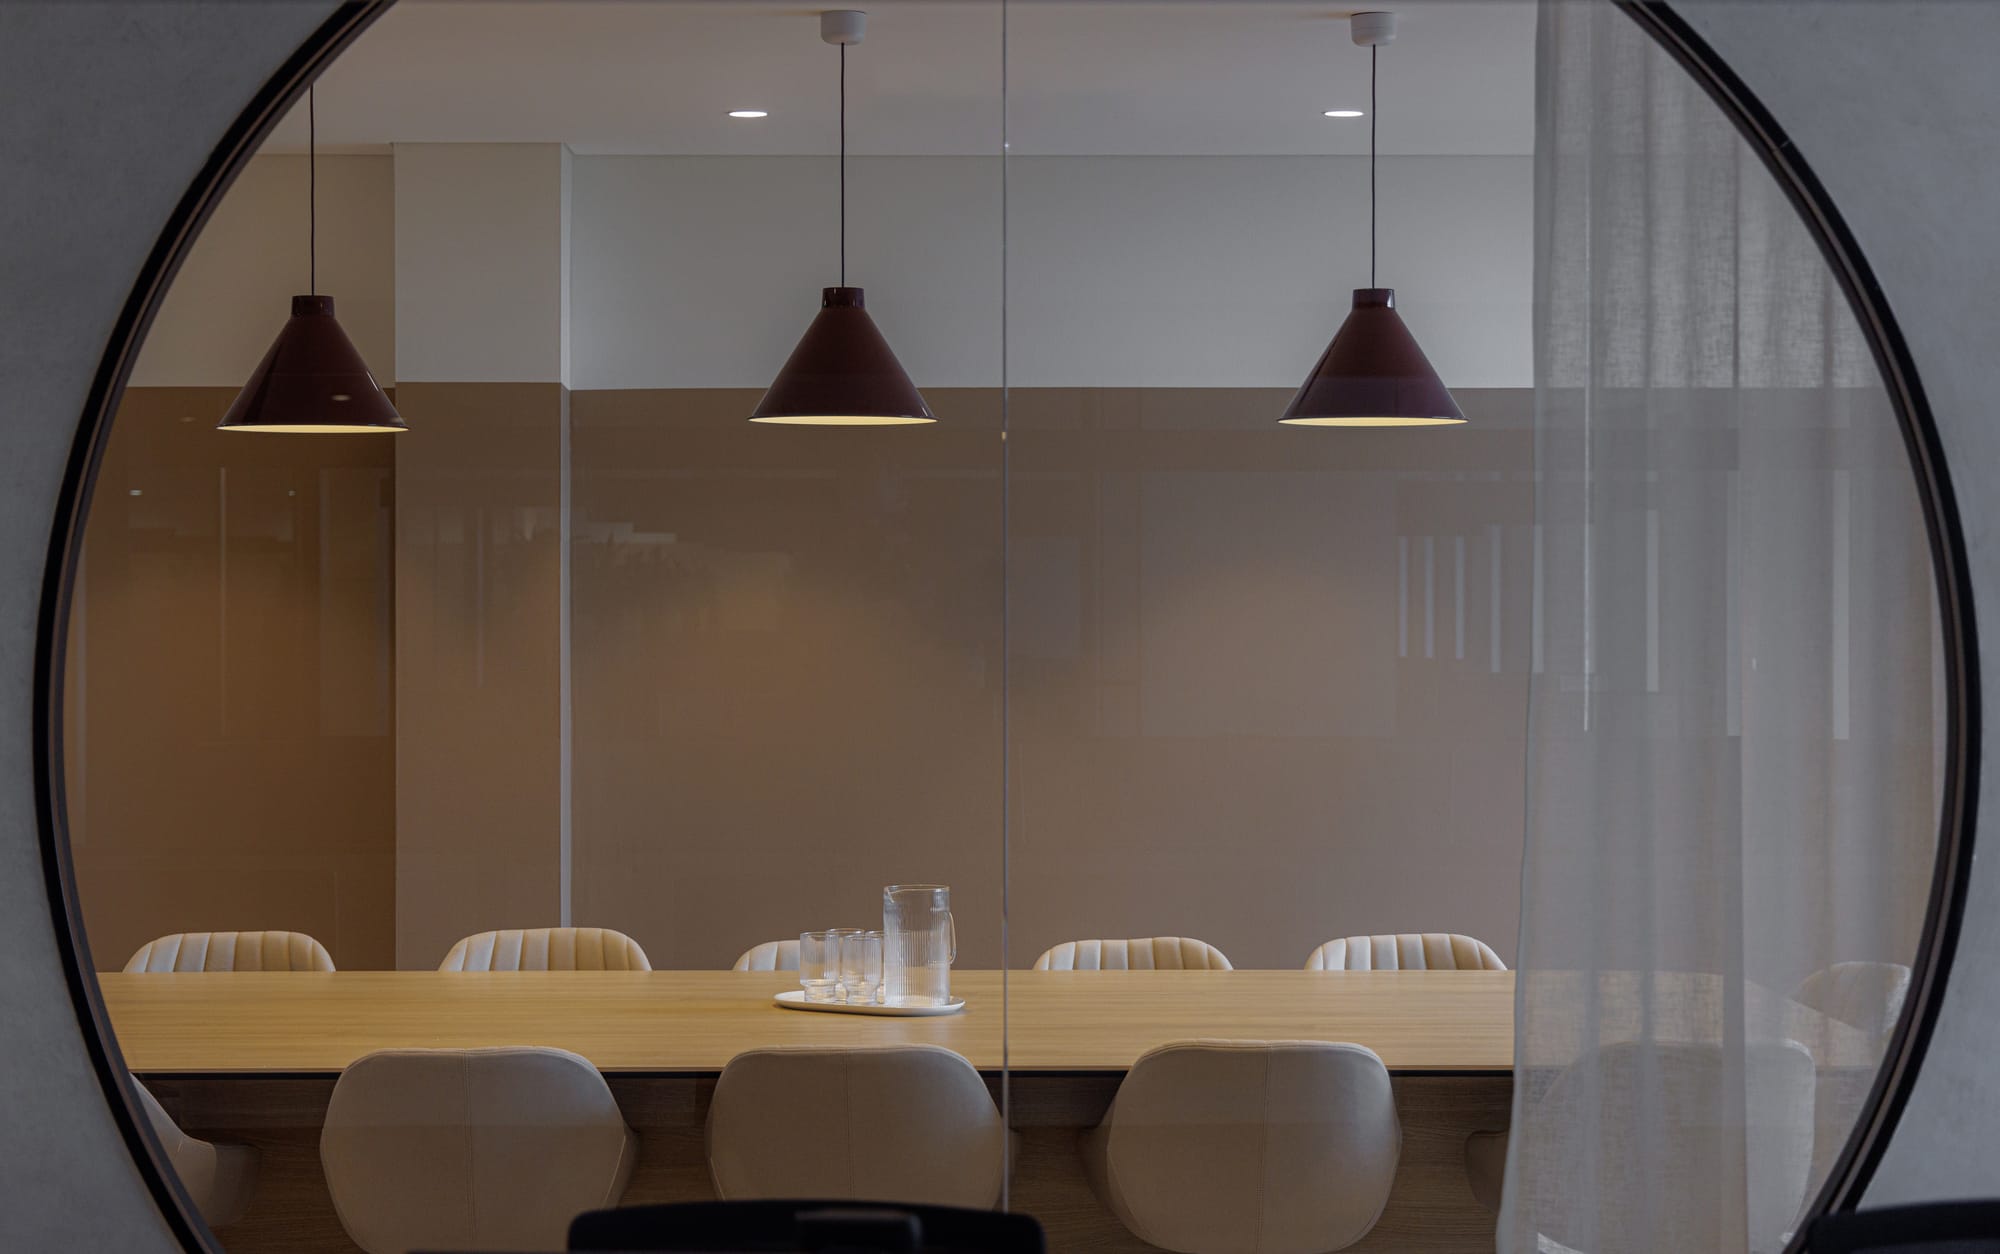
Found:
[732,940,800,972]
[708,1045,1007,1209]
[123,931,335,973]
[320,1047,636,1254]
[1085,1040,1401,1254]
[1305,933,1507,971]
[439,927,651,972]
[1033,937,1233,971]
[1792,961,1911,1038]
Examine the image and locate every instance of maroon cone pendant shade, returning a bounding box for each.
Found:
[218,295,406,433]
[751,11,933,427]
[218,85,402,434]
[1282,11,1464,429]
[750,287,935,425]
[1278,288,1465,426]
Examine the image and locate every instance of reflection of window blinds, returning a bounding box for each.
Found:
[1456,535,1467,661]
[1490,524,1503,674]
[1397,536,1409,658]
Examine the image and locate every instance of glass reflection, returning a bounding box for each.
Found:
[63,1,1945,1250]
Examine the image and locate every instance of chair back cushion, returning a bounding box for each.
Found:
[570,1200,1048,1252]
[124,930,334,973]
[1305,933,1506,971]
[731,940,800,972]
[439,927,651,972]
[708,1045,1005,1209]
[320,1046,635,1254]
[1518,1040,1815,1254]
[1792,961,1911,1037]
[1089,1040,1400,1254]
[1033,937,1232,971]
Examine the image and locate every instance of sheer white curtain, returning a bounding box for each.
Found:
[1502,4,1942,1252]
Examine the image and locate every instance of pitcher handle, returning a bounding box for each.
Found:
[946,910,957,967]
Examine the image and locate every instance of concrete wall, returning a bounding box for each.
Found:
[0,4,344,1245]
[1674,0,2000,1206]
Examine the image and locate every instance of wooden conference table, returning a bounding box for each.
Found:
[105,968,1515,1075]
[103,969,1489,1254]
[109,968,1514,1252]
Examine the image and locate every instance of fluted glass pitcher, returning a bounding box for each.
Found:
[882,884,956,1006]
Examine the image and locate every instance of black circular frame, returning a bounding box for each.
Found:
[29,2,1978,1250]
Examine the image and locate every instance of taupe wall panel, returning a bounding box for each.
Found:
[569,387,1005,968]
[129,153,395,388]
[395,382,567,970]
[0,2,341,1245]
[568,387,1528,971]
[1008,388,1533,968]
[70,389,397,972]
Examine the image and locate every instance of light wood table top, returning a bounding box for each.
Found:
[101,969,1516,1076]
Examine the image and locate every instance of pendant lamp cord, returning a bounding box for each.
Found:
[1369,44,1377,289]
[309,84,317,296]
[839,42,847,287]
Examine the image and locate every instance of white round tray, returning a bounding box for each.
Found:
[773,989,966,1017]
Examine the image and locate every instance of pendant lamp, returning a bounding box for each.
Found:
[219,86,404,434]
[750,10,935,426]
[1280,12,1464,428]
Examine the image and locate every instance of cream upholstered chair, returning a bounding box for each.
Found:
[124,930,334,973]
[1305,933,1507,971]
[1033,936,1233,971]
[1793,961,1911,1038]
[732,939,800,972]
[320,1047,635,1253]
[1467,1040,1816,1248]
[134,1078,258,1229]
[439,927,651,972]
[1084,1040,1401,1254]
[708,1045,1006,1208]
[1792,961,1913,1190]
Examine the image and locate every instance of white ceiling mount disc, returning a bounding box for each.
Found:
[1350,11,1397,47]
[821,10,867,45]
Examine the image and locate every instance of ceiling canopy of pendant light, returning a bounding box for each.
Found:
[1280,11,1465,428]
[750,10,935,426]
[220,85,403,434]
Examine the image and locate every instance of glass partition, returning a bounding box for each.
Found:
[59,1,1948,1249]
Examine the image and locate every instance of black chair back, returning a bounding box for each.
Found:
[569,1201,1045,1254]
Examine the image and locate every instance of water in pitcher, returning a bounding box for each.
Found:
[882,884,956,1006]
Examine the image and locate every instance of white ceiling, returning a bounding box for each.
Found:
[266,0,1535,158]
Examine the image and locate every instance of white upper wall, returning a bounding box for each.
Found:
[569,153,1531,390]
[128,150,1531,392]
[394,143,570,384]
[572,155,1005,390]
[131,154,394,387]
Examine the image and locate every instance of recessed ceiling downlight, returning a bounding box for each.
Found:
[1324,109,1365,118]
[728,109,769,118]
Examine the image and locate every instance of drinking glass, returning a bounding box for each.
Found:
[799,931,840,1003]
[839,930,884,1005]
[825,927,862,1000]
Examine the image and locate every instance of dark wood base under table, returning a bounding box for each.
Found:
[146,1072,1510,1254]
